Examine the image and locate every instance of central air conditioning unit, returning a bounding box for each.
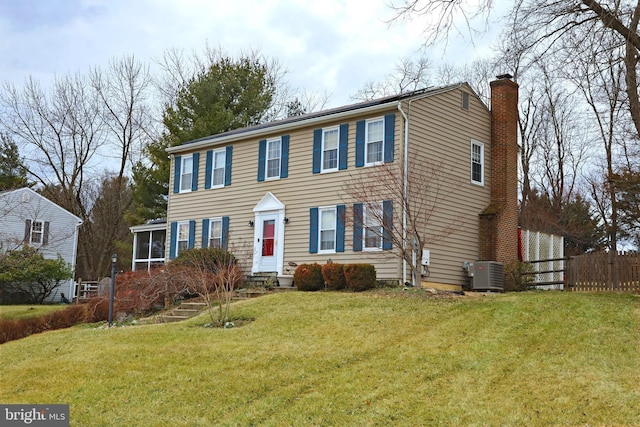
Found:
[466,261,504,291]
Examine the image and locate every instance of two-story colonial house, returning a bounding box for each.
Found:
[146,76,518,289]
[0,187,83,302]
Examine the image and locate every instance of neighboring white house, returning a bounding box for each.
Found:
[0,187,83,303]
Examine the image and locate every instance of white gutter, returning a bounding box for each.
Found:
[397,84,464,287]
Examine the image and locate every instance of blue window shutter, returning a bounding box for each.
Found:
[204,151,213,189]
[201,219,210,248]
[384,114,395,163]
[169,222,178,259]
[225,146,233,186]
[355,120,365,167]
[222,216,230,249]
[188,220,196,248]
[173,156,181,194]
[336,204,345,252]
[339,124,349,170]
[382,200,393,250]
[353,203,363,252]
[312,129,322,174]
[258,139,266,181]
[280,135,289,178]
[191,152,200,191]
[309,207,318,254]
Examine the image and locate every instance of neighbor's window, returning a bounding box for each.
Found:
[322,127,339,172]
[209,218,223,249]
[211,149,226,187]
[180,155,193,192]
[319,207,337,252]
[471,140,484,185]
[363,202,383,250]
[266,138,281,179]
[177,222,190,255]
[31,220,43,244]
[365,118,384,165]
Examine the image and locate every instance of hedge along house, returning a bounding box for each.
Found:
[162,76,519,289]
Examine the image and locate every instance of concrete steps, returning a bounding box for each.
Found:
[161,301,207,323]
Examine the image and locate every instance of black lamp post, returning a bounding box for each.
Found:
[108,254,117,327]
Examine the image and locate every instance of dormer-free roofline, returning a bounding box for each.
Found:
[167,83,469,154]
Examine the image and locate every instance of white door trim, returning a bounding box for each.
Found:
[252,192,285,275]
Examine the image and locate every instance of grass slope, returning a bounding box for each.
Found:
[1,291,638,426]
[0,304,67,320]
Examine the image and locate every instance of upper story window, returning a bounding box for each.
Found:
[24,219,49,246]
[211,150,226,187]
[365,118,384,166]
[355,114,395,167]
[258,136,289,181]
[322,128,339,172]
[471,140,484,186]
[173,153,199,193]
[31,220,44,244]
[180,156,193,192]
[313,124,348,174]
[266,138,281,179]
[205,146,232,189]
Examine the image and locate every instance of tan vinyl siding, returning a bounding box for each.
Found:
[402,85,491,285]
[167,84,491,285]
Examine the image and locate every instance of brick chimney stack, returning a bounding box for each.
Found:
[479,75,519,265]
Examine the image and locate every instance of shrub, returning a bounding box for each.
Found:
[503,260,536,291]
[171,248,237,272]
[343,264,377,292]
[294,263,324,291]
[114,269,184,316]
[322,263,346,290]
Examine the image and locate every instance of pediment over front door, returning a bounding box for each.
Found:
[253,191,285,212]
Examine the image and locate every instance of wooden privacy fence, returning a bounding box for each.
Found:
[566,251,640,292]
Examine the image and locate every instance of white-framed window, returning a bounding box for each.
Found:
[266,138,281,179]
[180,155,193,192]
[365,118,384,166]
[322,127,339,172]
[363,202,383,250]
[31,220,43,244]
[471,140,484,186]
[319,207,337,253]
[211,149,226,188]
[209,218,223,249]
[177,222,190,255]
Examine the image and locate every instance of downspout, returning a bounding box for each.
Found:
[397,101,409,286]
[397,83,465,287]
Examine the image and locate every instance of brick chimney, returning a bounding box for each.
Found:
[479,75,519,265]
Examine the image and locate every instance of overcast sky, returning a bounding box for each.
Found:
[0,0,504,109]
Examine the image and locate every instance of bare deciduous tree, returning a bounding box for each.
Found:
[342,152,462,286]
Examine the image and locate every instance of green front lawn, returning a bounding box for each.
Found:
[0,304,67,320]
[1,291,638,426]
